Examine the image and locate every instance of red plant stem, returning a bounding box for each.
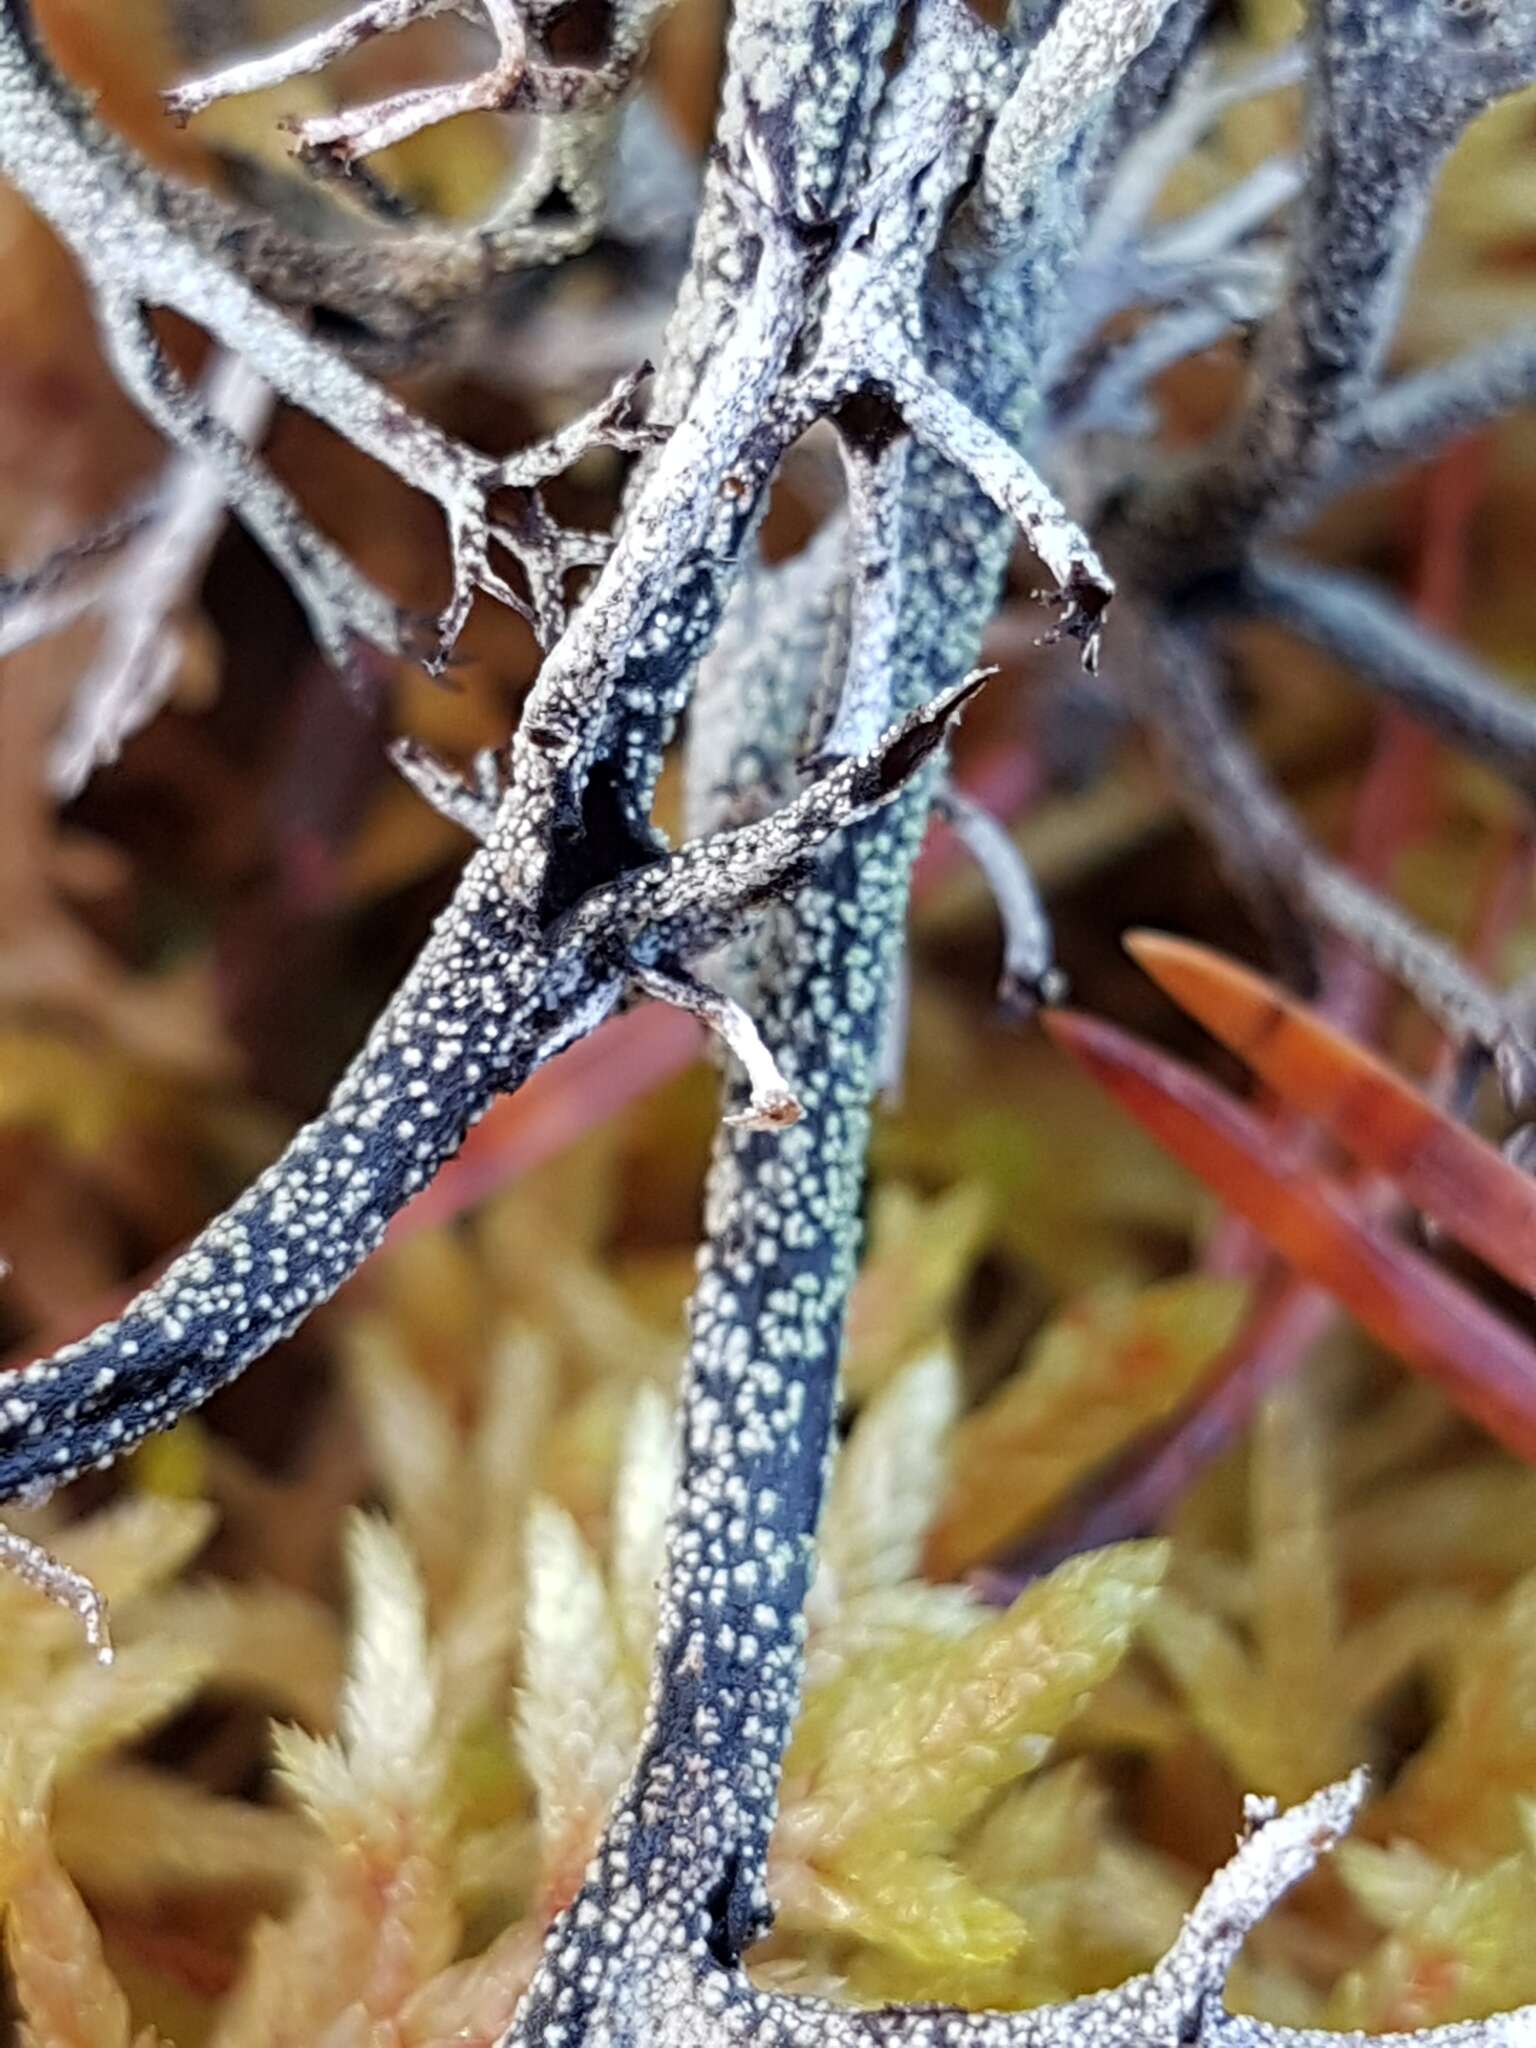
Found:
[1046,1007,1536,1459]
[1025,828,1535,1578]
[1004,441,1507,1580]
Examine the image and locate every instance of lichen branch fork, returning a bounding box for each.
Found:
[5,7,1536,2048]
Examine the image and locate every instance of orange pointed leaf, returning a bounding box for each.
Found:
[1043,1009,1536,1464]
[1127,931,1536,1297]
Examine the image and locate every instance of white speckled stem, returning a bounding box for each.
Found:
[0,682,968,1507]
[496,4,1536,2042]
[11,9,1536,2048]
[497,16,1110,2043]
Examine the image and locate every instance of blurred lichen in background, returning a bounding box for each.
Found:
[5,0,1536,2044]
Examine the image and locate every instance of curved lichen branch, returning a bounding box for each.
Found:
[0,1524,112,1666]
[1159,1772,1371,1992]
[0,671,981,1519]
[0,0,655,672]
[632,961,802,1131]
[498,8,1140,2025]
[505,4,1193,2028]
[179,0,634,174]
[932,783,1065,1017]
[388,736,507,841]
[860,348,1113,664]
[88,294,395,670]
[1126,616,1534,1090]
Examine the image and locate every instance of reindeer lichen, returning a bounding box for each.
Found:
[4,4,1536,2048]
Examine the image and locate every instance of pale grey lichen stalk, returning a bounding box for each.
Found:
[11,0,679,368]
[0,5,662,666]
[43,350,272,798]
[6,1,1536,2045]
[164,0,678,294]
[1087,0,1536,1053]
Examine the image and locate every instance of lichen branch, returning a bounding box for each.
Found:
[1229,556,1536,795]
[282,2,622,175]
[932,782,1064,1016]
[1127,616,1532,1084]
[0,665,976,1509]
[0,1524,113,1666]
[163,0,466,127]
[8,8,1536,2048]
[631,961,802,1131]
[388,736,506,840]
[865,349,1113,664]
